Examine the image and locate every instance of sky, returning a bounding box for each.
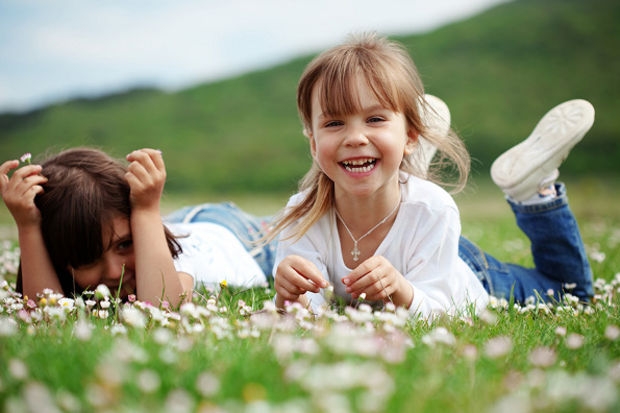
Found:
[0,0,509,114]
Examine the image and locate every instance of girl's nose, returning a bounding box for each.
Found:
[103,256,127,282]
[343,125,369,146]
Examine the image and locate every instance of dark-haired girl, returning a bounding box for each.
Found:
[0,148,272,306]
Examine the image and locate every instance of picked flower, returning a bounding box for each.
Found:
[20,153,32,164]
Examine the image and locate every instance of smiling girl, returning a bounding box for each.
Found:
[267,33,487,315]
[267,33,593,318]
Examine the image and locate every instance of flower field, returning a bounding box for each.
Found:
[1,192,620,413]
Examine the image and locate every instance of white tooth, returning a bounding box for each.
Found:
[344,162,375,172]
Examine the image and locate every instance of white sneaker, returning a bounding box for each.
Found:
[418,94,450,173]
[490,99,595,201]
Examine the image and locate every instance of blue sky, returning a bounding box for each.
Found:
[0,0,508,113]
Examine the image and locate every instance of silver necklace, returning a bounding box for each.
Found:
[334,199,401,262]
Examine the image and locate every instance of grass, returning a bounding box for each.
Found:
[1,178,620,412]
[1,1,617,408]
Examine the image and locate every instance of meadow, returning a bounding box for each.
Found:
[1,1,618,411]
[1,178,619,413]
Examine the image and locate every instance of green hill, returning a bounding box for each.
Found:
[1,0,618,195]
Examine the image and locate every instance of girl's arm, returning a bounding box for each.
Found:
[125,149,193,307]
[0,161,62,297]
[272,200,331,310]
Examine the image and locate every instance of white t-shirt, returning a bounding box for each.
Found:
[274,174,489,318]
[167,222,267,288]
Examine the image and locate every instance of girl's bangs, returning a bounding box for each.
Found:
[316,60,401,118]
[62,201,106,269]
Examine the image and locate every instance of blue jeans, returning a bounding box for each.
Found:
[166,184,593,304]
[165,202,277,279]
[458,183,593,303]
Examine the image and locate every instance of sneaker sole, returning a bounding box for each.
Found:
[418,94,450,173]
[490,99,595,200]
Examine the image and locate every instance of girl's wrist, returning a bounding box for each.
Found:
[391,279,414,309]
[130,205,161,219]
[17,221,42,236]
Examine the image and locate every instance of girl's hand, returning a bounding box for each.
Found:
[125,149,166,213]
[2,160,62,297]
[275,255,328,307]
[0,160,47,227]
[342,255,414,308]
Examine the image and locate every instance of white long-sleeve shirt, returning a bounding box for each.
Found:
[274,174,489,318]
[168,222,267,288]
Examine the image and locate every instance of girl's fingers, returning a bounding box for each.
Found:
[145,148,165,171]
[1,162,40,183]
[126,159,148,182]
[0,162,15,191]
[277,266,313,295]
[363,279,395,301]
[276,256,328,298]
[342,258,377,289]
[126,149,164,172]
[22,171,47,184]
[0,160,19,176]
[126,149,166,185]
[25,184,45,198]
[275,275,306,300]
[2,165,46,198]
[12,164,43,179]
[128,148,162,159]
[125,149,166,212]
[287,255,328,289]
[344,257,397,298]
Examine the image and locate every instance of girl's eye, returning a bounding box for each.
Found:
[117,240,133,251]
[368,116,385,123]
[325,120,343,128]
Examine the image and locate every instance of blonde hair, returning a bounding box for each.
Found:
[266,32,470,243]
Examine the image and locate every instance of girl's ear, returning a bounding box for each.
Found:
[404,128,419,156]
[306,129,318,159]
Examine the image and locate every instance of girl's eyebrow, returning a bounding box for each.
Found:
[360,103,391,112]
[114,234,132,246]
[317,103,388,119]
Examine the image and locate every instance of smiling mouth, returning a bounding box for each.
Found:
[341,158,377,173]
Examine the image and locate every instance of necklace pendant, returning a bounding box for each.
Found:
[336,199,400,265]
[351,242,361,261]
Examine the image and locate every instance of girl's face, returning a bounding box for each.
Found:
[308,75,417,199]
[69,216,136,299]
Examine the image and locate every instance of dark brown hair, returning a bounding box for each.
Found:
[16,147,181,297]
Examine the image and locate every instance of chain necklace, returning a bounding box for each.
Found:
[334,199,401,262]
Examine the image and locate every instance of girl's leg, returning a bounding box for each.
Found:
[459,184,593,303]
[165,202,276,278]
[508,183,593,300]
[463,99,596,303]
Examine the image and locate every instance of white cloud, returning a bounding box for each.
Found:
[0,0,509,112]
